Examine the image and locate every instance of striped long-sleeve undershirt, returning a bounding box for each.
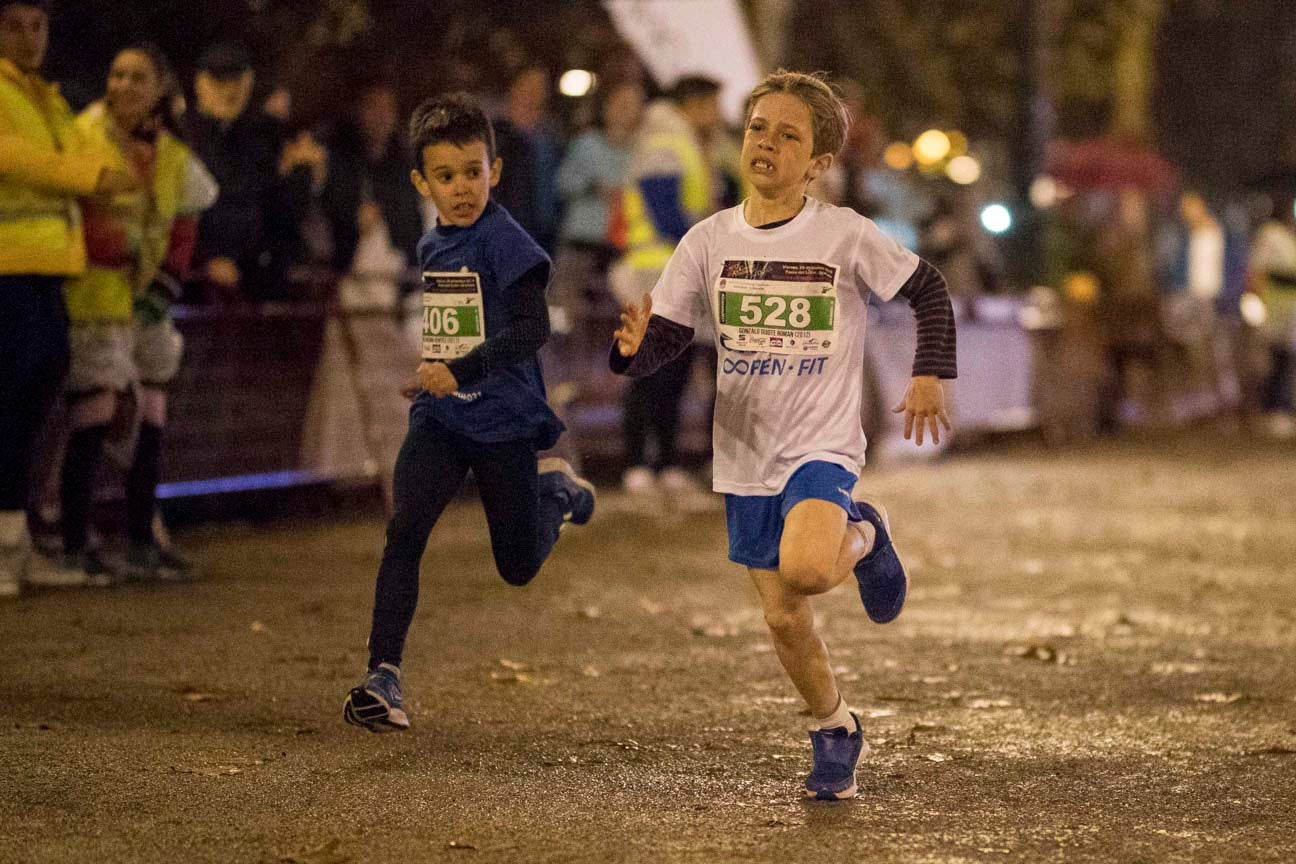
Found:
[610,258,958,381]
[897,259,958,379]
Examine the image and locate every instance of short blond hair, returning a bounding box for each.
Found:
[744,70,849,157]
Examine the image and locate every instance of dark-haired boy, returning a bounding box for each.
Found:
[344,94,595,733]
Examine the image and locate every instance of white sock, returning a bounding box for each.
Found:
[852,519,876,562]
[0,511,27,547]
[815,694,855,732]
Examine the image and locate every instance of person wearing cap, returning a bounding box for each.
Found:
[183,41,324,301]
[0,0,136,597]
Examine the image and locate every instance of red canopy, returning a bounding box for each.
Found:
[1046,138,1178,193]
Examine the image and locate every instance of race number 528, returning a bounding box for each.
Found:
[725,293,832,330]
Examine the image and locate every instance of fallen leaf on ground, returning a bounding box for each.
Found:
[177,687,220,702]
[264,837,353,864]
[637,598,664,615]
[579,606,602,619]
[1194,692,1243,704]
[497,658,528,671]
[250,620,267,633]
[924,753,951,762]
[967,698,1013,710]
[1007,644,1073,665]
[490,670,556,686]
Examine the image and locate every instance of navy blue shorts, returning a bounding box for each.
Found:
[725,461,862,570]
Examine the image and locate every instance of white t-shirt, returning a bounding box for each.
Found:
[651,197,919,496]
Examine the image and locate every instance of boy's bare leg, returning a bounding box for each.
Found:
[747,499,875,717]
[749,566,840,717]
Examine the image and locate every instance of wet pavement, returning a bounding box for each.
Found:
[2,433,1295,863]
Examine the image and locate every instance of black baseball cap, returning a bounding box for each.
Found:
[196,42,253,79]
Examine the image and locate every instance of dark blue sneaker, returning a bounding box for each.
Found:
[852,499,908,624]
[805,712,867,800]
[343,663,409,733]
[538,458,596,526]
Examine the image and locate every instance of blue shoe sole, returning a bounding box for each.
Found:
[343,686,410,733]
[805,776,858,800]
[853,500,908,624]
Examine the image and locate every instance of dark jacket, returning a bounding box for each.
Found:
[321,123,424,275]
[182,108,312,293]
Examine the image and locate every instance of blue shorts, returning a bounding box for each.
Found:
[725,461,862,570]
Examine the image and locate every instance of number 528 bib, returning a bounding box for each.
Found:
[714,259,838,355]
[422,271,485,360]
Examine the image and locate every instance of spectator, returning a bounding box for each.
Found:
[0,0,132,597]
[183,42,324,301]
[52,43,217,585]
[1249,197,1296,437]
[611,75,723,495]
[549,79,644,347]
[321,80,424,308]
[1092,189,1169,433]
[493,66,562,253]
[1160,191,1230,420]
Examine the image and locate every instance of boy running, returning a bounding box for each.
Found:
[612,71,956,799]
[344,95,595,733]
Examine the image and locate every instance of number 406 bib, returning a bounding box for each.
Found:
[714,259,838,355]
[422,271,485,360]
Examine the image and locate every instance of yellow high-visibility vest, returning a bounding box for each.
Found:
[622,124,711,273]
[63,105,191,322]
[0,60,106,276]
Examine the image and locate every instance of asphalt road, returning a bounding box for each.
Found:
[2,434,1294,864]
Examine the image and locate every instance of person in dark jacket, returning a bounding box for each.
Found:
[321,81,424,280]
[182,42,323,301]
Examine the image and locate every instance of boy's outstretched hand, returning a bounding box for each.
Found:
[892,375,952,446]
[414,360,458,398]
[614,294,652,357]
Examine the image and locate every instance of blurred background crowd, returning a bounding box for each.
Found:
[4,0,1296,591]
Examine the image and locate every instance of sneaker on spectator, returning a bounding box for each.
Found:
[27,549,119,589]
[622,465,656,495]
[0,512,30,599]
[0,548,21,598]
[127,543,199,582]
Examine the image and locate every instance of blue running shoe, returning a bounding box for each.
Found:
[343,663,409,733]
[852,499,908,624]
[805,713,868,800]
[538,457,596,526]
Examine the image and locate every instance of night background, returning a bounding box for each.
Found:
[3,2,1295,862]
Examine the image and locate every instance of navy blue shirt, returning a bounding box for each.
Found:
[412,202,564,449]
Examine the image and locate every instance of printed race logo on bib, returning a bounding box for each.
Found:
[422,271,485,360]
[714,260,838,355]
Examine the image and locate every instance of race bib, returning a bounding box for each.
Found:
[421,271,485,360]
[714,260,838,355]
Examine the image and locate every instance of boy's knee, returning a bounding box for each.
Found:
[778,560,835,596]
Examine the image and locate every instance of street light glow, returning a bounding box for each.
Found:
[1030,175,1059,209]
[883,141,914,170]
[981,204,1013,234]
[559,69,596,98]
[913,129,951,165]
[946,155,981,185]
